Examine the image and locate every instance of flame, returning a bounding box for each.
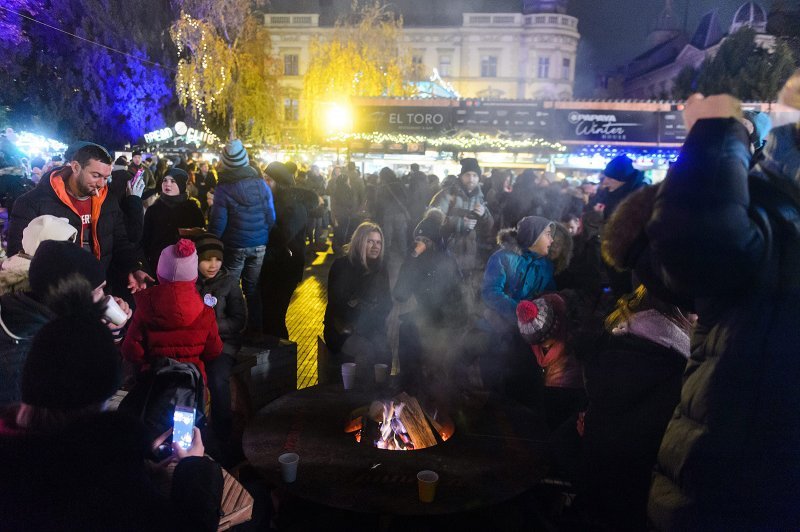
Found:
[376,401,413,451]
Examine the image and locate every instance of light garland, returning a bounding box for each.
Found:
[327,131,566,152]
[173,13,219,137]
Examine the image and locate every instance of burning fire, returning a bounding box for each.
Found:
[345,392,454,451]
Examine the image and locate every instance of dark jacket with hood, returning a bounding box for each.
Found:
[482,228,555,332]
[591,171,647,221]
[375,174,410,225]
[208,166,275,249]
[196,271,246,356]
[8,167,142,274]
[0,408,223,531]
[0,292,53,404]
[645,118,800,530]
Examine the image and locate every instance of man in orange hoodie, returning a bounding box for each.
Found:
[8,142,151,293]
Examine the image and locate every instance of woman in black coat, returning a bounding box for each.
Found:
[323,221,392,384]
[141,168,205,274]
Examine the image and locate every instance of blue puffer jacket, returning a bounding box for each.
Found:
[482,228,555,332]
[208,166,276,249]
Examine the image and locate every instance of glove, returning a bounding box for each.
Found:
[127,176,145,198]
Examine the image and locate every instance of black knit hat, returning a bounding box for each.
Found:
[266,161,294,187]
[516,216,553,250]
[131,150,143,157]
[414,208,445,243]
[162,167,189,195]
[221,139,249,170]
[29,240,106,299]
[194,232,224,262]
[284,161,298,176]
[22,309,120,409]
[460,158,481,177]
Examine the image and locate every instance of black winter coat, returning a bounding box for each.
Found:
[142,197,205,275]
[8,168,142,274]
[108,169,145,245]
[394,248,465,328]
[0,409,223,531]
[323,256,391,353]
[196,272,246,356]
[646,118,800,530]
[579,331,687,531]
[0,292,53,404]
[375,181,410,224]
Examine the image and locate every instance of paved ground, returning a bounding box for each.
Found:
[287,248,334,389]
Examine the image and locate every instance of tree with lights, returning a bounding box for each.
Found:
[0,0,176,148]
[672,28,795,101]
[170,0,283,143]
[301,1,414,141]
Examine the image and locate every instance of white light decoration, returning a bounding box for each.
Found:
[14,132,68,157]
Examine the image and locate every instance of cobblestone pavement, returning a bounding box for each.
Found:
[288,248,333,389]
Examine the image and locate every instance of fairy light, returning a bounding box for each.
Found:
[328,131,566,152]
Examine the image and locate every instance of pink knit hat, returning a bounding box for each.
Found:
[157,239,198,283]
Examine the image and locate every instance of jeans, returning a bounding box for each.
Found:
[223,245,266,331]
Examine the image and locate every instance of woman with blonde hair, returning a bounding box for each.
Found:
[323,221,392,384]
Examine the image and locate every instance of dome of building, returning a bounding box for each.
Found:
[730,2,767,34]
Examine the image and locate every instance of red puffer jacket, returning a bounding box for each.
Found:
[122,281,222,383]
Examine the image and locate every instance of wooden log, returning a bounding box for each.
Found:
[394,392,437,449]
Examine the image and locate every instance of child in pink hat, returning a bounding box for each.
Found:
[122,239,222,383]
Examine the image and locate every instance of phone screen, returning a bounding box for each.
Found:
[172,406,196,451]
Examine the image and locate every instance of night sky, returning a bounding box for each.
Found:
[569,0,775,95]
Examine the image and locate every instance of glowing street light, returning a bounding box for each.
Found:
[324,103,353,134]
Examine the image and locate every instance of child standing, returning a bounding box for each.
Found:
[122,239,222,384]
[193,232,245,458]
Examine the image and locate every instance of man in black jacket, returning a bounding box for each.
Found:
[8,142,151,293]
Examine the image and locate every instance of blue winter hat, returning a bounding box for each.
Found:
[603,155,638,183]
[221,139,250,170]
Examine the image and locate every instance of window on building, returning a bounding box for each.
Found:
[537,57,550,79]
[284,54,299,76]
[439,55,452,77]
[284,98,299,122]
[480,55,498,77]
[562,58,570,80]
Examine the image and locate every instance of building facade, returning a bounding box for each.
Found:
[622,2,774,99]
[265,0,580,120]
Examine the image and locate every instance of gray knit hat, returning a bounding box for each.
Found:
[516,216,553,250]
[221,139,249,170]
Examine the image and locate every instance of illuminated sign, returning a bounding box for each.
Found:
[143,123,219,146]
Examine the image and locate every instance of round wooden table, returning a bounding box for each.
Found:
[243,383,550,516]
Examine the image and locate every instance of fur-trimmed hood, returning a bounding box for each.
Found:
[0,265,30,296]
[549,222,574,275]
[497,228,523,255]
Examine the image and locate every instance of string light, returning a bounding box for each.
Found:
[327,131,566,152]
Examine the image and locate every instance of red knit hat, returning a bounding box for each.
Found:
[157,239,198,283]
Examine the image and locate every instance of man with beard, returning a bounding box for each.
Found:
[429,158,493,313]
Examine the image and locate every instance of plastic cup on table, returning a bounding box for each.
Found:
[278,452,299,483]
[341,363,356,390]
[417,470,439,503]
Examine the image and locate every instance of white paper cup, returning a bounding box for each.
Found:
[341,363,356,390]
[374,363,389,384]
[417,470,439,503]
[278,452,299,483]
[103,296,128,326]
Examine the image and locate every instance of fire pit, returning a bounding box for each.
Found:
[243,383,549,516]
[345,392,455,450]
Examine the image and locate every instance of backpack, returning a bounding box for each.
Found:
[118,357,205,442]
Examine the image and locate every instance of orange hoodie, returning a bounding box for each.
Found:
[48,167,107,261]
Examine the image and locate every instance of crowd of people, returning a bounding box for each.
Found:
[0,71,799,530]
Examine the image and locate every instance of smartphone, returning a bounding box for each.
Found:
[172,406,196,451]
[132,168,144,187]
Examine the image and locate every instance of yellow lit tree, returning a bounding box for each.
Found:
[171,0,283,143]
[302,1,413,141]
